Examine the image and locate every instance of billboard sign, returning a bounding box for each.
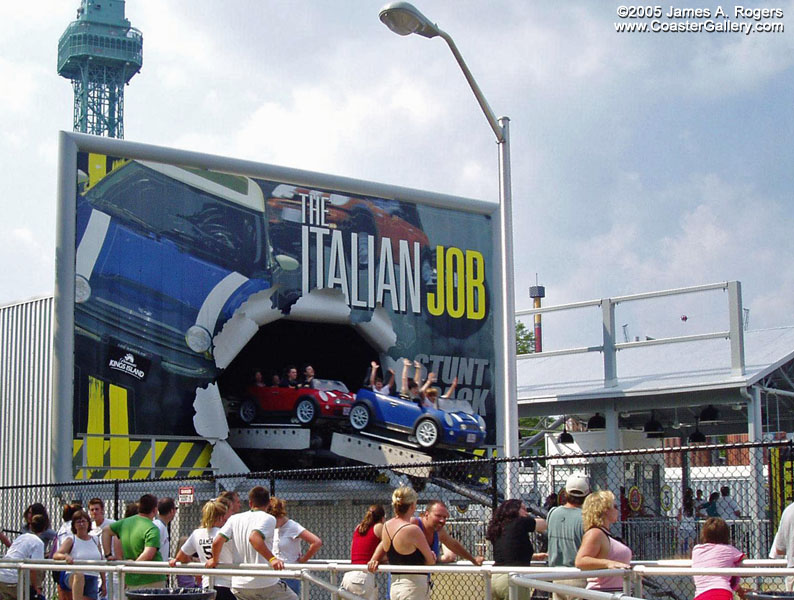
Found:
[55,133,498,479]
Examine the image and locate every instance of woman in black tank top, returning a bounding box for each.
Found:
[367,486,435,600]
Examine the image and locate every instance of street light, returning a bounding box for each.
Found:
[379,2,520,478]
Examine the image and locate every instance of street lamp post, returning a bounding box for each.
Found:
[379,2,520,487]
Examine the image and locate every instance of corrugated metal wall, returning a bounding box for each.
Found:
[0,295,54,485]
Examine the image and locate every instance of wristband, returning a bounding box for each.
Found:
[268,556,278,564]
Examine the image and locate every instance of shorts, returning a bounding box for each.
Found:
[231,581,297,600]
[694,590,734,600]
[340,571,377,600]
[58,573,100,599]
[390,573,429,600]
[492,573,532,600]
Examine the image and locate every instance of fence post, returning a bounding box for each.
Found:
[269,470,276,497]
[491,458,499,512]
[114,480,120,520]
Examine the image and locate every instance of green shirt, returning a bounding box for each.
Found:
[547,505,584,567]
[109,515,166,587]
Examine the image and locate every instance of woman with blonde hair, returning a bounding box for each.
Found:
[170,500,234,600]
[575,490,632,592]
[368,486,436,600]
[339,505,386,600]
[267,497,323,596]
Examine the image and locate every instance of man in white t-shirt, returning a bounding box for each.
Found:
[88,499,119,600]
[772,500,794,590]
[88,498,117,554]
[0,515,46,600]
[153,498,176,560]
[714,486,742,521]
[207,487,296,600]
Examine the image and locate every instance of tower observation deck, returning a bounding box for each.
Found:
[57,0,142,138]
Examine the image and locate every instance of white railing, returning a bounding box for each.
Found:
[1,557,793,600]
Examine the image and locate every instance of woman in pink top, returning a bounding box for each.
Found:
[575,491,632,592]
[691,518,746,600]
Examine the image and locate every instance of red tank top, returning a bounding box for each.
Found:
[350,526,380,564]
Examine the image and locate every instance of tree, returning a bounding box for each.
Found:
[516,320,535,355]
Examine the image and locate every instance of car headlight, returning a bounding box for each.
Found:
[444,413,453,427]
[319,391,328,402]
[185,325,212,353]
[477,415,486,430]
[75,274,91,304]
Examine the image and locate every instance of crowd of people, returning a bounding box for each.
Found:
[0,478,791,600]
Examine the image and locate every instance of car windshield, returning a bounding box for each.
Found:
[371,198,422,228]
[85,161,265,276]
[437,398,476,415]
[313,379,349,393]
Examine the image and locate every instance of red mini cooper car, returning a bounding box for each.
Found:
[237,379,354,426]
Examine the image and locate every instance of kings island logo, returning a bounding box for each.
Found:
[108,351,147,380]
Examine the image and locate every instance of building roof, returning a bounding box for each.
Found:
[517,327,794,435]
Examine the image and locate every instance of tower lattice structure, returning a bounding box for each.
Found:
[57,0,143,138]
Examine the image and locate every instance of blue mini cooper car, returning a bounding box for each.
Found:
[74,159,296,379]
[349,388,487,451]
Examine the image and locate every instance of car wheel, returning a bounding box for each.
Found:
[349,403,371,431]
[415,418,440,449]
[239,400,257,424]
[295,398,317,425]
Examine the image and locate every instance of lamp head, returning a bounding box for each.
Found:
[379,2,440,38]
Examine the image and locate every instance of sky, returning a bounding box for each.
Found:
[0,0,792,350]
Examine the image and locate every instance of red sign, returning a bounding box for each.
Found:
[178,486,195,505]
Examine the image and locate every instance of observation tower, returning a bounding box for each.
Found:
[57,0,143,138]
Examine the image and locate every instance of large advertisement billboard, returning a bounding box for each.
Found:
[56,134,497,479]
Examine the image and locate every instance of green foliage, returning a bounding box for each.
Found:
[516,320,535,355]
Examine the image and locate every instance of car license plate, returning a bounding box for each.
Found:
[343,407,351,415]
[466,433,476,443]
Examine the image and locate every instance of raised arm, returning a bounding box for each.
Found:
[413,361,425,389]
[420,372,436,395]
[442,376,458,399]
[369,361,379,389]
[400,358,412,396]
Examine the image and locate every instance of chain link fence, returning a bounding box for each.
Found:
[2,440,792,599]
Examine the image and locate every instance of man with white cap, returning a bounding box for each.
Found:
[547,473,591,600]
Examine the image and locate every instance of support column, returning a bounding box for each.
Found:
[605,407,623,516]
[747,386,765,557]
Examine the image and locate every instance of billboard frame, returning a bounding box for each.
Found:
[54,130,502,482]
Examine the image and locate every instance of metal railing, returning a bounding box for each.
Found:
[2,557,794,600]
[516,281,745,385]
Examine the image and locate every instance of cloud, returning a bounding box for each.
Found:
[0,228,54,306]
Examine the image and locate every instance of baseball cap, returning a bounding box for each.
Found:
[565,473,590,497]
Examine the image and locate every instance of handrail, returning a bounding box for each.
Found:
[3,557,794,600]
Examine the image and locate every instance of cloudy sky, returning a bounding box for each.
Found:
[1,0,792,349]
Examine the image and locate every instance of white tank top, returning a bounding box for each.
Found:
[70,536,102,577]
